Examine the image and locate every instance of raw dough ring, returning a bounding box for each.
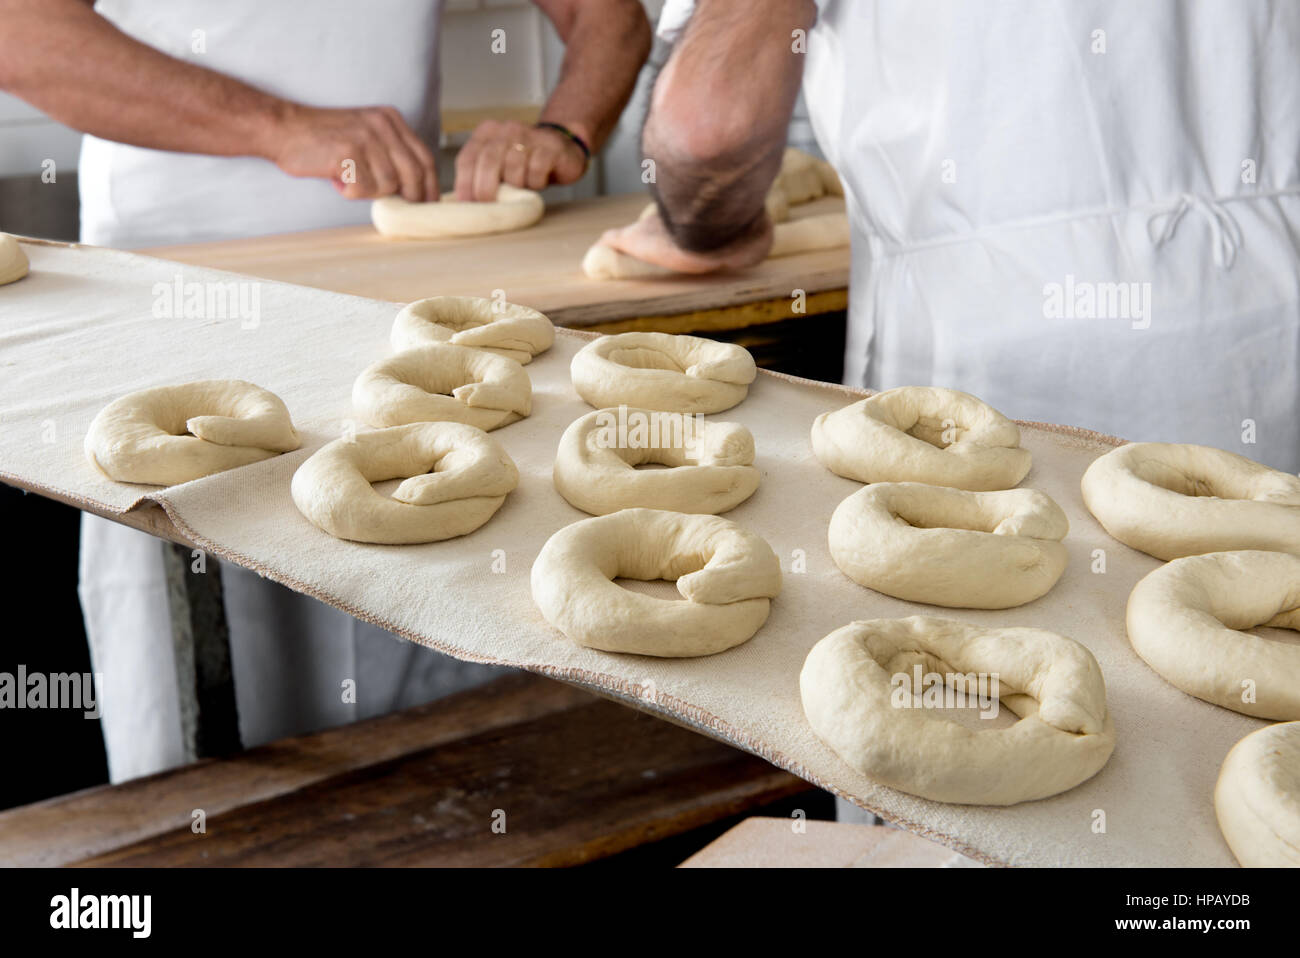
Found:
[570,332,757,414]
[530,508,782,657]
[1081,442,1300,560]
[0,233,29,285]
[371,184,544,239]
[85,379,300,485]
[391,295,554,365]
[800,616,1116,805]
[554,407,760,515]
[829,483,1069,609]
[1215,721,1300,867]
[291,421,518,544]
[812,386,1032,490]
[1126,550,1300,719]
[352,343,531,431]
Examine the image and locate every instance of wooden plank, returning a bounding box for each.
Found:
[0,673,591,867]
[139,194,850,328]
[679,818,980,869]
[61,691,807,867]
[0,475,193,547]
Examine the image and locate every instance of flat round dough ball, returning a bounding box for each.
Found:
[570,332,756,414]
[353,343,531,432]
[530,508,782,657]
[800,616,1116,805]
[391,296,554,365]
[554,407,760,515]
[812,386,1032,490]
[1082,442,1300,560]
[85,379,300,485]
[292,421,517,544]
[829,483,1069,608]
[371,184,544,239]
[1215,721,1300,867]
[1126,550,1300,719]
[0,233,29,285]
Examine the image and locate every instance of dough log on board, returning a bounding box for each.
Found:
[570,332,756,414]
[829,483,1069,609]
[291,422,518,544]
[85,380,300,485]
[0,233,30,285]
[391,296,554,365]
[1215,721,1300,868]
[530,508,782,657]
[800,616,1116,805]
[371,184,544,239]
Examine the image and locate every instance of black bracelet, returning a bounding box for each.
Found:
[536,121,591,168]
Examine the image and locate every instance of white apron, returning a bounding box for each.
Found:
[78,0,498,784]
[662,0,1300,473]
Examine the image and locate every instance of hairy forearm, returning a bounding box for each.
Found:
[538,0,652,152]
[0,0,284,160]
[644,0,814,252]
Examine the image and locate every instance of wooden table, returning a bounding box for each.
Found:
[142,192,850,334]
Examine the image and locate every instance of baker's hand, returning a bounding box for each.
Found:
[600,207,773,275]
[454,119,587,201]
[269,103,438,202]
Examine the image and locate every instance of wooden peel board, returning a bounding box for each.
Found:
[141,193,850,327]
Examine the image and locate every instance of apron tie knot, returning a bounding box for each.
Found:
[1147,193,1243,268]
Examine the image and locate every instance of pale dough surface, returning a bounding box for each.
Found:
[570,332,756,414]
[290,421,517,544]
[1081,442,1300,560]
[800,616,1116,805]
[371,184,544,239]
[553,407,760,515]
[1126,550,1300,719]
[352,342,531,432]
[530,508,782,657]
[0,233,29,285]
[812,386,1032,490]
[829,483,1069,609]
[390,295,554,366]
[85,379,300,485]
[1215,721,1300,868]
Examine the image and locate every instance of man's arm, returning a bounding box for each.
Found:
[0,0,437,200]
[454,0,652,200]
[604,0,815,273]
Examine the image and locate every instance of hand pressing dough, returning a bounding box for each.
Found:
[371,184,544,239]
[291,421,517,544]
[391,296,554,365]
[0,233,29,285]
[829,483,1069,609]
[1126,550,1300,719]
[1215,721,1300,868]
[85,380,300,485]
[570,332,756,414]
[812,386,1032,490]
[353,343,531,432]
[554,407,760,515]
[1081,442,1300,560]
[800,616,1116,805]
[530,508,782,657]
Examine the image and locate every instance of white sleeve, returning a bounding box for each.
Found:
[656,0,697,43]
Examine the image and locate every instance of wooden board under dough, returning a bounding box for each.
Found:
[140,193,850,327]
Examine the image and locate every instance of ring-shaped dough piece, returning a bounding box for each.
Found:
[371,184,544,239]
[829,483,1069,609]
[1081,442,1300,560]
[553,407,760,515]
[1126,550,1300,719]
[1215,721,1300,867]
[352,343,531,432]
[530,508,782,657]
[571,332,757,414]
[85,379,300,485]
[0,233,29,285]
[812,386,1032,490]
[290,421,518,544]
[391,296,554,365]
[800,616,1116,805]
